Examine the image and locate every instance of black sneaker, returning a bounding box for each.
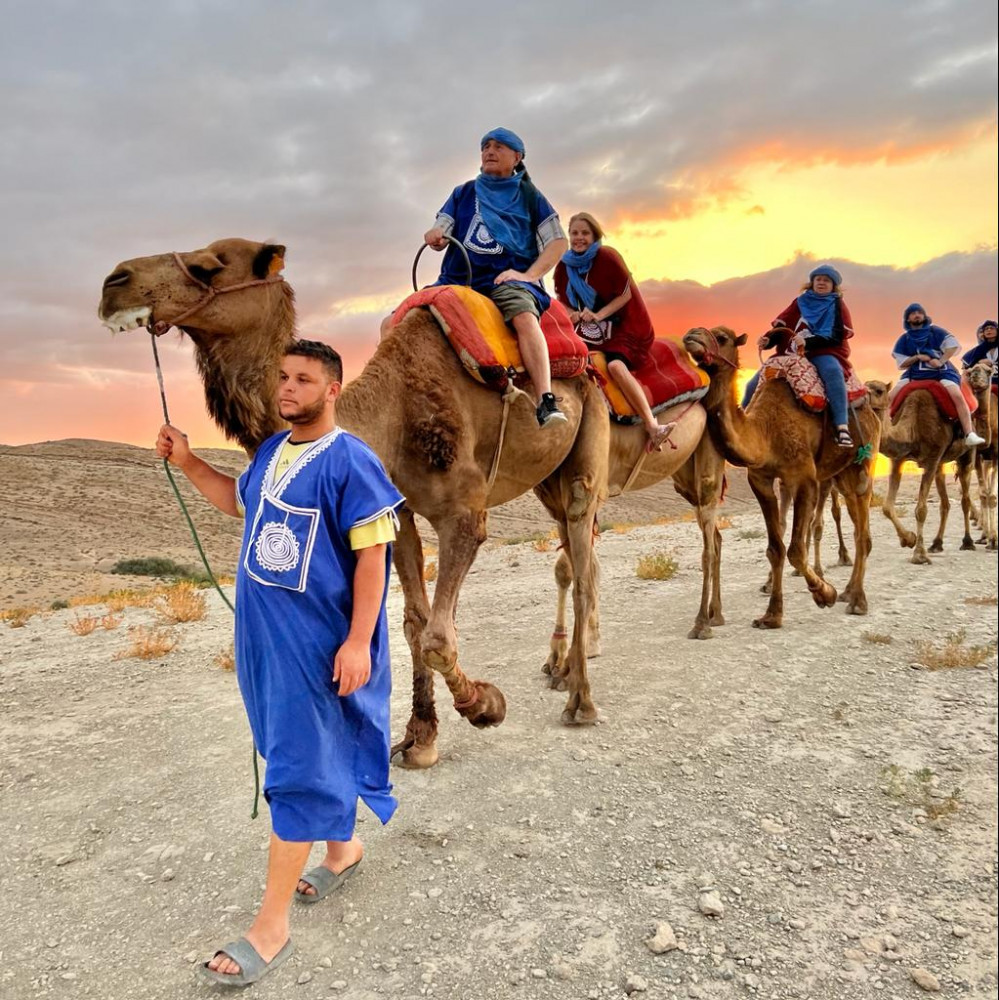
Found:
[536,392,568,428]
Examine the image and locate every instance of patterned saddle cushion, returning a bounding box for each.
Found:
[390,285,588,391]
[759,354,867,413]
[889,378,978,422]
[590,338,709,424]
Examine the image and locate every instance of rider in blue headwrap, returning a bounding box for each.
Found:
[962,320,998,387]
[424,128,570,428]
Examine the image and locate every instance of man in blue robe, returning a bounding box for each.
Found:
[424,126,570,428]
[156,340,404,987]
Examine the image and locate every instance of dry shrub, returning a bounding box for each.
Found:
[215,573,236,587]
[68,613,99,636]
[100,612,123,630]
[964,595,998,606]
[531,528,560,552]
[213,644,236,672]
[636,551,679,581]
[716,515,734,530]
[862,631,893,645]
[738,528,766,540]
[2,607,37,628]
[115,627,178,660]
[423,559,438,582]
[105,588,163,612]
[869,491,885,508]
[156,582,207,624]
[912,630,994,670]
[881,764,962,821]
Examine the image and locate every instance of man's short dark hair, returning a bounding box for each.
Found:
[285,340,343,382]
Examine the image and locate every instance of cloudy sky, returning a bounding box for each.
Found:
[1,0,996,446]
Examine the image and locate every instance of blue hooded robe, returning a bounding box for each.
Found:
[235,428,404,842]
[892,304,961,386]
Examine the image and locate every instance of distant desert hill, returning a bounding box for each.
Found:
[0,438,763,611]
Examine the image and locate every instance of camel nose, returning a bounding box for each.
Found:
[102,269,130,290]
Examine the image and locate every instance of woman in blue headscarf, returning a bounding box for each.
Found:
[890,304,984,446]
[743,264,856,447]
[962,320,998,388]
[423,127,570,429]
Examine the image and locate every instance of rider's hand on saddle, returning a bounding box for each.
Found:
[494,270,529,285]
[424,228,448,251]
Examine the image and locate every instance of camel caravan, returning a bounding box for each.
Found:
[98,236,996,737]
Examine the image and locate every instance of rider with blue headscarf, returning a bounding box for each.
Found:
[424,128,569,428]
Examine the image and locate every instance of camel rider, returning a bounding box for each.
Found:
[424,127,570,428]
[890,303,985,447]
[962,320,998,388]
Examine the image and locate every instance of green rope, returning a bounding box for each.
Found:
[150,332,260,821]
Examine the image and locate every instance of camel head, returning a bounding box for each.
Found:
[99,238,291,342]
[682,326,746,372]
[966,359,994,392]
[864,379,891,415]
[99,238,297,455]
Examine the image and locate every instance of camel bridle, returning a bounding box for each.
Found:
[147,251,285,337]
[692,327,741,371]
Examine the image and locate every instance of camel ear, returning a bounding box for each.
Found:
[253,244,286,279]
[183,250,225,284]
[735,333,748,346]
[885,380,893,392]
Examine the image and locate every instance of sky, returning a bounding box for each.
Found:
[0,0,996,448]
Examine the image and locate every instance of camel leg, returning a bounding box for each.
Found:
[749,472,786,629]
[543,549,572,677]
[911,456,945,564]
[985,459,998,550]
[882,459,916,548]
[390,509,440,769]
[812,480,830,578]
[835,467,873,615]
[831,487,853,566]
[929,467,950,553]
[785,481,838,610]
[958,456,976,550]
[421,508,508,730]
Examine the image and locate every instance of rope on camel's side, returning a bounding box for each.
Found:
[149,332,261,820]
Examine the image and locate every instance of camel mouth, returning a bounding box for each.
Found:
[101,306,153,334]
[682,332,708,360]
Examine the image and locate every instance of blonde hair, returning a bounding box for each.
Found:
[799,279,843,295]
[568,212,606,241]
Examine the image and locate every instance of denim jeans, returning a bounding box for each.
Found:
[811,353,849,426]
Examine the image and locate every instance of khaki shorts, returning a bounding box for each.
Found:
[491,282,540,322]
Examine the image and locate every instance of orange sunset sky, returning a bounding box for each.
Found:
[1,2,996,449]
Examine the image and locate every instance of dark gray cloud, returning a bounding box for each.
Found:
[0,0,996,408]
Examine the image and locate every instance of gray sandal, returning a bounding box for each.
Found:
[200,937,294,988]
[295,858,362,904]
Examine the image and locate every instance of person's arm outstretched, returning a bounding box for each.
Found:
[156,424,240,517]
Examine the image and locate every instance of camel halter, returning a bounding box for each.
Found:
[146,251,285,337]
[694,327,741,371]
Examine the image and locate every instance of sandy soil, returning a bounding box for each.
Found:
[0,440,996,1000]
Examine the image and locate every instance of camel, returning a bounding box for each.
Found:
[682,326,880,627]
[959,361,997,550]
[880,375,978,564]
[544,426,727,683]
[98,238,613,770]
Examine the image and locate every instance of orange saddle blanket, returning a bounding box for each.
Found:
[889,379,978,422]
[590,339,709,423]
[760,354,867,413]
[390,285,588,392]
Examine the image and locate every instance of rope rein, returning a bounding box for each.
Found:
[149,332,261,821]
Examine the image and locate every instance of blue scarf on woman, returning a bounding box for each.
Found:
[474,168,533,261]
[796,290,839,340]
[559,241,601,311]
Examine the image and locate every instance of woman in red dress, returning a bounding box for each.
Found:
[554,212,674,450]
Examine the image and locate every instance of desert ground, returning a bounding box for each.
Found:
[0,439,996,1000]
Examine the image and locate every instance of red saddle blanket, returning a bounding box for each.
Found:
[590,339,709,423]
[390,285,588,391]
[759,354,867,412]
[889,379,978,422]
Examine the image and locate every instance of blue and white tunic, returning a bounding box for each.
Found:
[235,428,404,842]
[892,325,962,386]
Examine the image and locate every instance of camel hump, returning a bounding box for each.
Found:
[389,286,588,393]
[761,354,866,414]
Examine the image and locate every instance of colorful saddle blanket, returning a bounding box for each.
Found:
[390,285,588,392]
[760,354,867,412]
[590,339,709,424]
[889,378,978,422]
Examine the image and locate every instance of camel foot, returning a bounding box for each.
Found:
[837,554,853,567]
[759,581,773,595]
[836,589,851,604]
[560,705,602,726]
[587,639,603,659]
[390,738,439,770]
[845,596,868,616]
[687,622,713,640]
[988,541,998,552]
[710,612,726,626]
[547,672,568,692]
[752,615,782,629]
[960,537,976,551]
[929,539,944,554]
[791,568,802,578]
[911,551,932,566]
[899,531,916,549]
[811,582,837,609]
[457,681,507,730]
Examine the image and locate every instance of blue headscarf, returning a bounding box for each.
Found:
[808,263,842,287]
[559,242,601,311]
[474,128,533,260]
[902,303,939,352]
